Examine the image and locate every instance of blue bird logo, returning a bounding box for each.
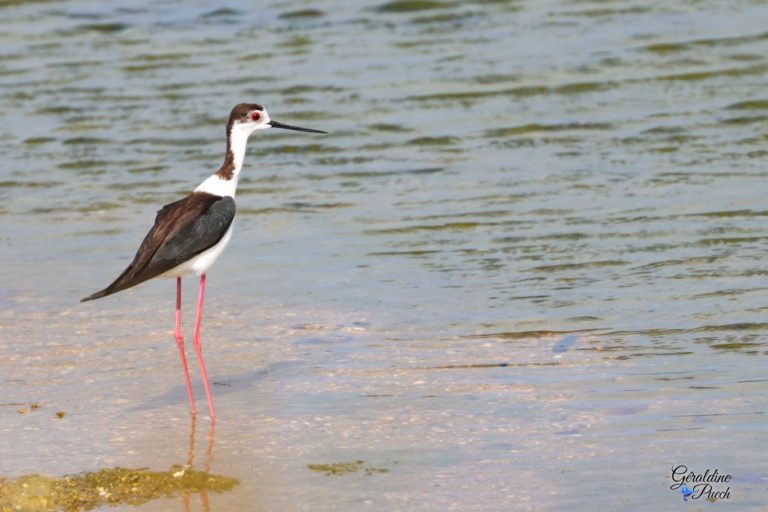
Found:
[680,484,693,501]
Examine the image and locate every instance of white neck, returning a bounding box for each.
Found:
[229,123,250,174]
[194,123,253,198]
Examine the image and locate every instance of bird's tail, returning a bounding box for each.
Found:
[81,288,113,302]
[81,265,156,302]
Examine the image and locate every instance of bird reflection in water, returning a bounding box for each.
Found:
[180,415,217,512]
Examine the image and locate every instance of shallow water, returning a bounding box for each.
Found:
[1,0,767,510]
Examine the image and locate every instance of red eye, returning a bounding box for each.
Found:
[251,112,261,121]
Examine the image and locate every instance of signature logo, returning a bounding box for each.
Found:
[670,465,732,502]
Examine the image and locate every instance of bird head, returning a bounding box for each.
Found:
[228,103,326,136]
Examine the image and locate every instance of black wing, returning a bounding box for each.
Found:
[146,196,235,274]
[82,193,235,301]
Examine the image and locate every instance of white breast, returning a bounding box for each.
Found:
[160,224,234,278]
[195,174,239,198]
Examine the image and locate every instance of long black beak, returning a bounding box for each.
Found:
[268,120,327,134]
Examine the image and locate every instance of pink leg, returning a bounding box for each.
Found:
[193,274,216,421]
[175,277,196,415]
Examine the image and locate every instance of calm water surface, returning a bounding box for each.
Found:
[1,0,767,510]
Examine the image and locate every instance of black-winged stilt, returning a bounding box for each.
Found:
[82,103,326,420]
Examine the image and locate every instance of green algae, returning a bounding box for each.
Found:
[23,137,56,145]
[307,460,389,476]
[0,466,238,511]
[376,0,454,12]
[279,9,325,19]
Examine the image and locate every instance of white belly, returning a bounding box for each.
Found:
[161,224,234,278]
